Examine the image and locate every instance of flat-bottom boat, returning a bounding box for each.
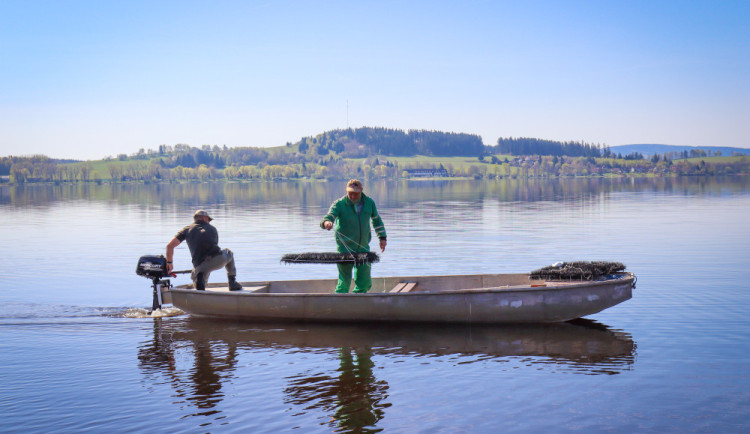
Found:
[154,271,634,324]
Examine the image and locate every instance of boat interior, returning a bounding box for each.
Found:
[172,273,598,294]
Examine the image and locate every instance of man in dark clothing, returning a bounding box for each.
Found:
[166,210,242,291]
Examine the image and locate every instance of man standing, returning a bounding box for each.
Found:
[321,179,387,293]
[166,210,242,291]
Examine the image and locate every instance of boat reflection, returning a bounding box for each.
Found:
[137,318,636,429]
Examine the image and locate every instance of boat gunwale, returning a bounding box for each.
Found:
[169,272,634,297]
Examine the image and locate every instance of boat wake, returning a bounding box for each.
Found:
[122,307,184,319]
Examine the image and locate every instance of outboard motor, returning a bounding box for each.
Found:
[136,255,170,279]
[136,255,177,312]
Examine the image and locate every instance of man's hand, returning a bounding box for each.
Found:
[167,262,174,274]
[379,238,387,252]
[323,221,333,230]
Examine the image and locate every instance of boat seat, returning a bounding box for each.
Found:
[244,285,269,293]
[207,284,269,293]
[390,281,417,293]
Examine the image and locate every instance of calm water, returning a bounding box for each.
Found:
[1,178,749,432]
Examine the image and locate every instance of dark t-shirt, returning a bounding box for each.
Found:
[175,221,222,266]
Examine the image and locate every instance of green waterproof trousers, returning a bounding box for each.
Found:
[336,262,372,293]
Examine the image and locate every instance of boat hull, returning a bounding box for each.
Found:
[164,273,634,324]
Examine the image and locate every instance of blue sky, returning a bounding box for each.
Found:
[1,0,748,160]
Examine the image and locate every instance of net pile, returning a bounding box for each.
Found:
[281,252,380,265]
[530,261,626,281]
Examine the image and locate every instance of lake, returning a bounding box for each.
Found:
[1,177,749,432]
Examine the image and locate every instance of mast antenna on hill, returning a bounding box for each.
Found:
[347,99,349,129]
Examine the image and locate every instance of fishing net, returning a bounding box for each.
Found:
[281,252,380,265]
[530,261,626,281]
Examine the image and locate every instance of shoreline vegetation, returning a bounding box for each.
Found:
[2,127,749,185]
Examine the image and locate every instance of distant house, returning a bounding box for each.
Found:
[405,168,449,177]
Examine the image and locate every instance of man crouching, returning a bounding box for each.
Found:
[166,209,242,291]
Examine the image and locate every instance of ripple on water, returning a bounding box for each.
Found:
[0,302,184,322]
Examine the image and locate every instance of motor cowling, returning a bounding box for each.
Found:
[136,255,169,279]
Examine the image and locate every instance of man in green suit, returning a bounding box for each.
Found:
[321,179,387,293]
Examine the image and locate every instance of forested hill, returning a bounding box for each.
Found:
[4,126,750,183]
[489,138,750,159]
[609,144,750,157]
[5,128,747,177]
[302,129,608,158]
[294,127,484,157]
[491,137,610,157]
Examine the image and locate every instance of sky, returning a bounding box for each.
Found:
[1,0,749,160]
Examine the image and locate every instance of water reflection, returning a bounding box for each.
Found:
[284,348,389,432]
[4,176,749,208]
[137,318,636,428]
[137,319,238,416]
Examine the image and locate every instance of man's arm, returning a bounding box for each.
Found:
[370,200,387,252]
[320,200,339,230]
[166,237,181,273]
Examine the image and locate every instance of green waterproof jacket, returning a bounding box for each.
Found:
[320,193,387,253]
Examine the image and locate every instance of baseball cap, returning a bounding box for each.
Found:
[193,210,213,221]
[346,179,363,193]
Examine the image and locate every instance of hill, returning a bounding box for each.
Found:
[4,129,750,184]
[610,144,750,157]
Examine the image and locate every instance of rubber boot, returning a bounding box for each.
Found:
[228,275,243,291]
[195,272,206,291]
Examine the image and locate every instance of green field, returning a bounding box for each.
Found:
[64,157,159,178]
[680,156,747,163]
[379,154,512,169]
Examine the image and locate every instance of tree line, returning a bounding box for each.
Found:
[4,126,749,184]
[3,153,748,184]
[492,137,611,157]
